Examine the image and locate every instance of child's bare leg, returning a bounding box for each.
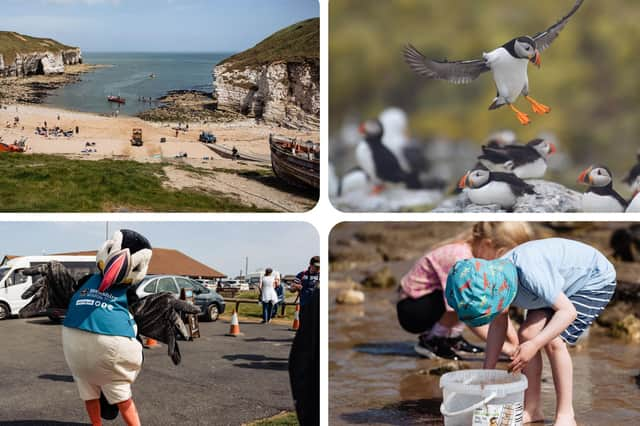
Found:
[438,311,459,327]
[118,398,141,426]
[544,337,576,426]
[84,399,102,426]
[518,310,551,423]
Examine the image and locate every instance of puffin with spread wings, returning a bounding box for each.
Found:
[404,0,585,125]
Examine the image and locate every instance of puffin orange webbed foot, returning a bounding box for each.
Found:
[525,96,551,115]
[509,104,531,126]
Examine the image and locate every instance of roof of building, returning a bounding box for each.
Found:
[3,248,226,279]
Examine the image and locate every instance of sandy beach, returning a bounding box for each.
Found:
[0,103,318,211]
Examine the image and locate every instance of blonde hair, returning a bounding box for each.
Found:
[433,222,535,253]
[468,222,535,253]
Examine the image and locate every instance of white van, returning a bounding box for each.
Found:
[0,255,98,320]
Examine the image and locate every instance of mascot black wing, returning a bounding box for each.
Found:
[130,292,200,365]
[19,261,79,318]
[19,261,200,366]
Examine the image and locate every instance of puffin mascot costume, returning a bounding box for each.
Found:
[18,229,200,426]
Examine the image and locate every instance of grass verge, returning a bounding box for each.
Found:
[0,153,271,212]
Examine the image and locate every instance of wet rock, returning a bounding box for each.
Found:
[597,302,635,327]
[418,361,471,376]
[336,289,365,305]
[610,314,640,342]
[433,180,582,213]
[635,373,640,389]
[361,266,396,289]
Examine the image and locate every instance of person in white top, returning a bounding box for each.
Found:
[259,268,279,324]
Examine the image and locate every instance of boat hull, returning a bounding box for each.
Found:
[269,136,319,190]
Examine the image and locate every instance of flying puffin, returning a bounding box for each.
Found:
[458,169,535,210]
[355,118,422,193]
[404,0,585,125]
[577,165,627,212]
[479,138,556,178]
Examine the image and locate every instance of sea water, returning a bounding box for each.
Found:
[43,52,231,116]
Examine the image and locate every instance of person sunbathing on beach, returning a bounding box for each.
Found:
[397,222,534,359]
[445,238,616,426]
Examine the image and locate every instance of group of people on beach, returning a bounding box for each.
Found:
[398,222,615,426]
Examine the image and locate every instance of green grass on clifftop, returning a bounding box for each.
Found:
[0,154,267,212]
[219,18,319,69]
[0,31,75,64]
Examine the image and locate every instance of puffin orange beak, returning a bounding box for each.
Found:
[358,123,365,135]
[458,172,470,189]
[578,167,592,185]
[549,143,557,154]
[532,50,541,68]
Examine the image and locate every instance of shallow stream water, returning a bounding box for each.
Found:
[329,287,640,425]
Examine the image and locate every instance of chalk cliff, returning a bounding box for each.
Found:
[213,18,319,131]
[0,31,82,77]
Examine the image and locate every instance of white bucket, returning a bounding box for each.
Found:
[440,369,528,426]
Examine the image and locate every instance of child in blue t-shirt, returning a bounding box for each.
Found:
[446,238,616,426]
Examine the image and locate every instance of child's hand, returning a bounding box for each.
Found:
[508,341,538,374]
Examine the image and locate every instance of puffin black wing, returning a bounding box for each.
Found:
[533,0,585,53]
[19,262,78,318]
[403,44,490,84]
[479,147,514,164]
[622,163,640,185]
[130,292,201,365]
[491,172,536,197]
[485,145,540,167]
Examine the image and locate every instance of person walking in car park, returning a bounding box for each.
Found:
[291,256,320,313]
[398,222,534,360]
[272,274,285,318]
[259,268,279,324]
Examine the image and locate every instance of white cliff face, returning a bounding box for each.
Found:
[0,48,82,77]
[213,59,319,131]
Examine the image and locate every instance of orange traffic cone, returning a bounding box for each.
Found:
[144,337,158,348]
[289,304,300,331]
[226,309,243,337]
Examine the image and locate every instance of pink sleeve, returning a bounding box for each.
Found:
[425,243,473,311]
[400,243,472,303]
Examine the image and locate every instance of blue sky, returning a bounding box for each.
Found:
[0,222,319,276]
[1,0,319,52]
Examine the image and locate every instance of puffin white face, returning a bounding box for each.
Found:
[460,169,490,189]
[96,229,152,290]
[578,166,612,187]
[359,119,384,140]
[379,108,408,137]
[530,139,557,158]
[514,37,541,66]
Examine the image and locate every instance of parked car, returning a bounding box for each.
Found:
[196,279,219,290]
[218,279,249,292]
[136,275,225,321]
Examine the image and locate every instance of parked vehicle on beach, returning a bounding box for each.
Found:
[218,279,249,292]
[136,275,225,321]
[198,131,216,143]
[0,256,97,320]
[131,128,143,146]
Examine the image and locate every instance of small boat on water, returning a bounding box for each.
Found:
[107,95,126,104]
[269,134,319,190]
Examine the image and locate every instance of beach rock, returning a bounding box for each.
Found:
[212,19,319,131]
[610,314,640,342]
[361,266,396,289]
[336,289,365,305]
[635,373,640,389]
[432,180,582,213]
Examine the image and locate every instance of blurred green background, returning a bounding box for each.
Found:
[330,0,640,183]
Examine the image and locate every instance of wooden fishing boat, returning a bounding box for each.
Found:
[269,134,319,190]
[107,95,126,104]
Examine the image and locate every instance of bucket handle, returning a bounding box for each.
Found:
[440,391,497,417]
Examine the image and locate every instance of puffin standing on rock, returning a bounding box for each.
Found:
[404,0,585,125]
[458,169,535,210]
[578,165,627,212]
[479,138,556,179]
[355,118,422,193]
